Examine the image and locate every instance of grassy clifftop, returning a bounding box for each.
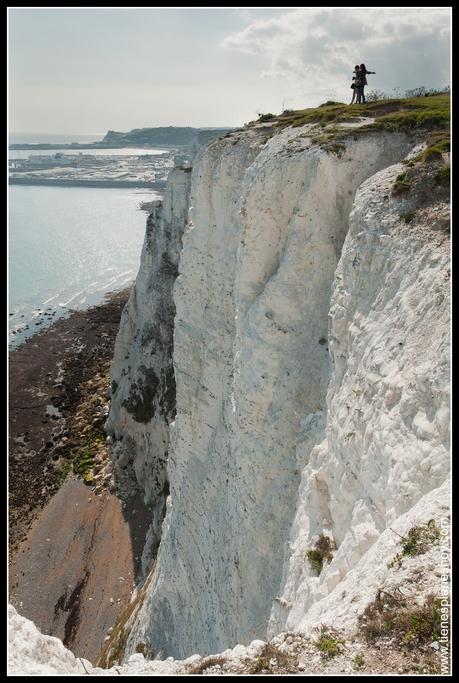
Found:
[248,94,450,153]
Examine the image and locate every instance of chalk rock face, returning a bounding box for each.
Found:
[8,605,93,676]
[268,159,450,635]
[9,123,450,674]
[125,125,423,658]
[106,168,191,573]
[8,479,448,674]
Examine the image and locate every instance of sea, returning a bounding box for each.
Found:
[8,135,165,348]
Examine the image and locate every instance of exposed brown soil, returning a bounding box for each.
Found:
[9,289,152,663]
[9,475,150,663]
[9,289,129,553]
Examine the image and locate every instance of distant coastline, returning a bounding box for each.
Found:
[9,125,233,152]
[9,142,177,151]
[8,176,167,189]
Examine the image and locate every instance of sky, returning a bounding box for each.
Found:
[8,6,451,137]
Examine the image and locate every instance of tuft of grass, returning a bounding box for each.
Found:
[258,113,275,122]
[307,549,324,574]
[392,170,413,196]
[411,655,442,675]
[353,653,365,669]
[313,626,345,658]
[56,458,72,486]
[135,642,155,659]
[71,437,104,479]
[359,590,444,648]
[422,147,443,162]
[400,210,416,224]
[388,520,440,568]
[435,165,450,186]
[248,642,298,674]
[306,534,336,575]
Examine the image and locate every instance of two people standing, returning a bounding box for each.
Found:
[350,64,375,104]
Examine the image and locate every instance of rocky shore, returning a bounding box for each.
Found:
[9,288,151,662]
[9,288,126,551]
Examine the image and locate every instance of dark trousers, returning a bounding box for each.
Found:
[357,86,365,104]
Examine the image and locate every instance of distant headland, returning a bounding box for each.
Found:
[9,126,233,151]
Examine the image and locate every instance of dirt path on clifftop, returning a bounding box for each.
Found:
[9,289,151,663]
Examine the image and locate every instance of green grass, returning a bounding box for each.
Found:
[359,590,444,648]
[247,94,450,157]
[388,520,441,568]
[313,626,345,658]
[435,165,450,185]
[71,433,105,483]
[257,113,275,122]
[56,459,72,486]
[256,93,448,131]
[392,170,413,196]
[306,534,336,575]
[353,653,365,669]
[400,210,416,224]
[306,549,324,574]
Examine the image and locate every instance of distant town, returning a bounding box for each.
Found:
[9,151,177,189]
[8,126,232,189]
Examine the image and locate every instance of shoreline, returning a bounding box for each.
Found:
[9,285,152,662]
[9,287,131,552]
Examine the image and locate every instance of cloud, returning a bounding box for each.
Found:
[220,7,451,100]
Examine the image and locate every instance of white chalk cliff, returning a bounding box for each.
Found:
[106,121,450,660]
[9,116,450,674]
[105,168,191,573]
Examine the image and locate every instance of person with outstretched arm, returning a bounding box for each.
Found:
[359,63,375,103]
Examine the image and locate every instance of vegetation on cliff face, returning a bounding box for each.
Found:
[359,591,444,652]
[306,534,336,575]
[388,520,441,569]
[96,566,156,668]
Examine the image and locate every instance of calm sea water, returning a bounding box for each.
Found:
[8,185,160,347]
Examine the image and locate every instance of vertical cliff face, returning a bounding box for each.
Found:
[105,168,191,572]
[8,112,450,675]
[268,158,450,636]
[120,124,442,659]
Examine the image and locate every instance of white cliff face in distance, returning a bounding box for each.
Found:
[116,122,450,660]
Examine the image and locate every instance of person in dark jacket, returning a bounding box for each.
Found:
[359,63,375,103]
[350,65,361,104]
[354,65,365,104]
